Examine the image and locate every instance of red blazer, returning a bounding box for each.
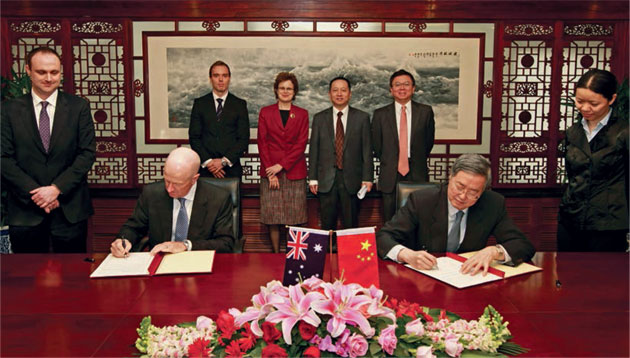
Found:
[257,103,309,180]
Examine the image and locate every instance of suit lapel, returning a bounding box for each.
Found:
[430,186,449,252]
[567,124,591,157]
[343,108,357,151]
[410,101,421,142]
[324,107,335,149]
[386,103,399,147]
[188,183,208,240]
[23,94,47,154]
[460,201,484,251]
[48,92,68,152]
[159,190,174,242]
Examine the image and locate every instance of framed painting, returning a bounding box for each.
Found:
[144,35,482,143]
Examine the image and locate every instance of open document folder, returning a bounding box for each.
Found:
[404,252,541,289]
[90,251,215,278]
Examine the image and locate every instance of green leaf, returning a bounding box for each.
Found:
[177,321,196,328]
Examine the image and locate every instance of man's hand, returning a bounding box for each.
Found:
[460,246,502,276]
[362,182,373,192]
[309,184,318,195]
[265,164,283,177]
[43,200,60,214]
[269,176,280,190]
[110,238,131,258]
[207,159,226,178]
[30,185,60,209]
[149,241,187,256]
[398,248,438,270]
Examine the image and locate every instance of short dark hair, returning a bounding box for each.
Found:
[389,69,415,88]
[209,60,231,77]
[273,72,299,101]
[26,47,61,67]
[329,76,351,91]
[576,69,618,101]
[450,154,492,190]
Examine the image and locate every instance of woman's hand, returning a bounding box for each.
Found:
[265,164,283,177]
[269,176,280,190]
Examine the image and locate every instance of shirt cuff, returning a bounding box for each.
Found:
[496,244,512,264]
[309,180,318,186]
[222,157,233,167]
[201,159,213,168]
[386,244,405,263]
[185,240,192,251]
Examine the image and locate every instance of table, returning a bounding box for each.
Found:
[1,253,628,357]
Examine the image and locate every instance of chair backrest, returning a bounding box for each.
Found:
[396,182,439,210]
[199,177,243,253]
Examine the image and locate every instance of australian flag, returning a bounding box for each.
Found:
[282,227,330,286]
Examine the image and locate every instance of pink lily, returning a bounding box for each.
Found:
[234,281,287,336]
[312,281,373,338]
[265,284,324,344]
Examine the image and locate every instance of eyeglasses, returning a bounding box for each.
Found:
[392,82,412,89]
[451,181,481,200]
[278,87,294,92]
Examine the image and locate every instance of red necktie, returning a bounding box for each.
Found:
[398,105,409,176]
[335,111,344,169]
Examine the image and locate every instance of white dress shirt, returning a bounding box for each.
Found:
[581,109,612,142]
[31,89,58,134]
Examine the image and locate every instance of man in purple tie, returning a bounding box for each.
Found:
[1,47,96,253]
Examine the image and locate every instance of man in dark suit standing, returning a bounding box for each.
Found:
[376,154,535,275]
[189,60,250,179]
[1,47,96,253]
[372,69,435,222]
[309,77,373,230]
[110,147,234,257]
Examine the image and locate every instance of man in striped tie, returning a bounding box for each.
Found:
[1,47,96,253]
[110,147,235,257]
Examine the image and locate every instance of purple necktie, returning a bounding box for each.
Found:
[39,101,51,152]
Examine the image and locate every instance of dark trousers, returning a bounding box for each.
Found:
[557,222,629,252]
[9,209,87,253]
[382,172,411,223]
[318,169,359,231]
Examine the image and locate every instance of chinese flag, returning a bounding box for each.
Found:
[337,227,380,288]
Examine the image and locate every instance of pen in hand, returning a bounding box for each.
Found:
[121,238,129,258]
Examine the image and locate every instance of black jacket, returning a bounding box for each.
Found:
[559,113,629,231]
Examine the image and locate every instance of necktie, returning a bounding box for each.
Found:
[398,105,409,176]
[216,98,223,120]
[335,111,344,169]
[447,211,464,252]
[174,198,189,242]
[39,101,51,152]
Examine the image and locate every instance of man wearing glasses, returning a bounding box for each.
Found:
[376,154,535,275]
[372,69,435,222]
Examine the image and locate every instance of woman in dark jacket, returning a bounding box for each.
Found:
[558,69,629,251]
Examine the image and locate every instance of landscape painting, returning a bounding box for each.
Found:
[146,36,480,142]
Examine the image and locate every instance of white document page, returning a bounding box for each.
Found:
[90,253,154,278]
[405,256,502,289]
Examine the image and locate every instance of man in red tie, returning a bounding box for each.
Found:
[372,69,435,222]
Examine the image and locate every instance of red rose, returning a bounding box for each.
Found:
[303,346,321,358]
[216,310,237,339]
[262,343,288,358]
[262,321,281,344]
[187,338,211,358]
[298,321,317,341]
[225,340,244,358]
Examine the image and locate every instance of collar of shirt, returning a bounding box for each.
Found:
[581,108,612,142]
[332,105,349,136]
[31,89,58,131]
[213,92,228,110]
[447,199,468,244]
[394,101,412,158]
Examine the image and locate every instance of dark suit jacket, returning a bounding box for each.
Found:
[371,101,435,193]
[189,92,250,177]
[118,180,235,253]
[257,103,309,180]
[376,184,535,265]
[308,106,373,194]
[1,92,96,226]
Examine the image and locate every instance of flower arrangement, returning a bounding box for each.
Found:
[135,277,527,357]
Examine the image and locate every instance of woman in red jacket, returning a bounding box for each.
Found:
[257,72,309,252]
